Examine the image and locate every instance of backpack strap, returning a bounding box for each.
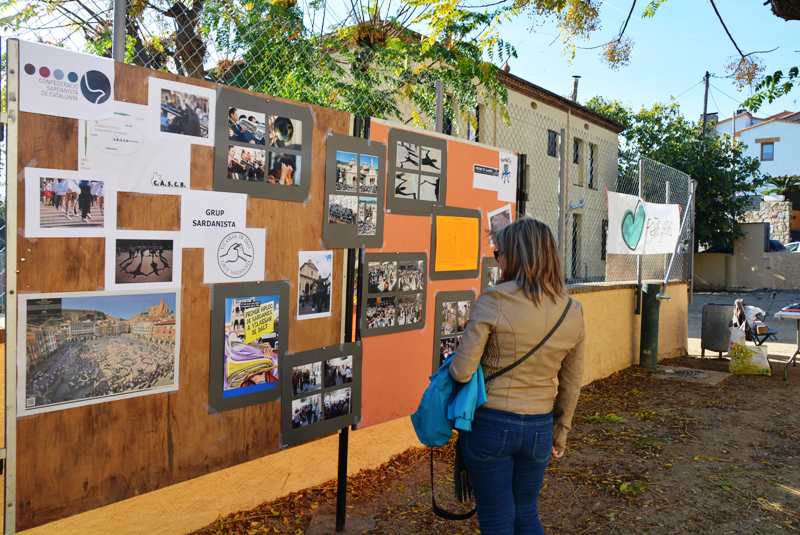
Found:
[429,448,476,520]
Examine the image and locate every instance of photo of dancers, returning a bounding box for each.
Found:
[366,296,396,329]
[362,253,426,335]
[398,260,425,292]
[114,238,174,284]
[291,394,322,429]
[227,146,266,182]
[323,387,351,419]
[324,355,353,388]
[228,107,266,145]
[393,141,442,201]
[39,177,105,228]
[292,362,322,396]
[368,261,397,293]
[397,294,423,326]
[160,87,209,139]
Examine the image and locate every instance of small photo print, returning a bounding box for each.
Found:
[397,294,423,326]
[359,154,380,194]
[267,152,301,185]
[357,197,378,236]
[292,362,322,396]
[335,151,359,193]
[115,238,174,284]
[228,107,266,145]
[329,194,358,224]
[396,141,420,170]
[268,116,302,150]
[160,87,210,139]
[398,260,425,292]
[486,266,502,288]
[323,387,352,419]
[39,176,105,228]
[366,296,396,329]
[420,146,443,174]
[489,204,513,235]
[227,145,266,182]
[291,394,322,428]
[439,335,463,366]
[324,355,353,388]
[298,250,333,319]
[442,300,471,335]
[418,175,440,202]
[367,261,397,293]
[394,172,419,200]
[457,300,472,331]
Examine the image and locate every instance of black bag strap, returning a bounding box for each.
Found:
[485,297,573,382]
[430,449,476,520]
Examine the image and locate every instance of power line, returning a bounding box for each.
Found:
[673,78,705,100]
[709,82,743,105]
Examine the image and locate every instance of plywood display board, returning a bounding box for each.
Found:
[360,120,517,427]
[13,61,348,529]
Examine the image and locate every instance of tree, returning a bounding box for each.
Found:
[763,175,800,197]
[586,97,764,251]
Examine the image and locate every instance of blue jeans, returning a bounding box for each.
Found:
[460,408,553,535]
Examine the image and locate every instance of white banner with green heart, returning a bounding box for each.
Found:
[607,191,681,255]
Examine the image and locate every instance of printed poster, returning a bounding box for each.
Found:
[180,190,248,247]
[244,302,274,344]
[20,40,115,119]
[607,191,681,255]
[202,228,267,284]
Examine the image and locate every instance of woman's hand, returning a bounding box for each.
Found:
[551,446,565,459]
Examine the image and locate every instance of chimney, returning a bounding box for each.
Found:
[571,75,581,102]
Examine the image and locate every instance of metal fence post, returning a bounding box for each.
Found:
[112,0,127,62]
[635,159,643,314]
[558,128,567,281]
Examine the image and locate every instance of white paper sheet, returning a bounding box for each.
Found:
[180,190,248,247]
[105,230,182,291]
[497,151,518,202]
[472,164,500,191]
[203,228,266,284]
[149,77,216,147]
[297,250,334,320]
[607,191,682,255]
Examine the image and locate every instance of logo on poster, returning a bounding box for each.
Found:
[217,232,255,279]
[151,171,187,190]
[24,62,111,105]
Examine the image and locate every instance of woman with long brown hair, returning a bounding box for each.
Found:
[450,217,586,535]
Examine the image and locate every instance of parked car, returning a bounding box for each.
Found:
[785,242,800,252]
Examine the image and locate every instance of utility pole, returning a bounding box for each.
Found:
[700,71,710,136]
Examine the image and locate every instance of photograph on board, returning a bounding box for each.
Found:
[38,176,105,227]
[291,394,322,428]
[335,151,358,193]
[366,296,396,329]
[114,238,175,285]
[358,154,380,194]
[328,195,357,225]
[487,265,502,288]
[20,292,178,415]
[419,146,443,174]
[357,197,378,236]
[418,175,440,202]
[268,116,303,150]
[160,86,210,139]
[324,355,353,388]
[397,294,423,326]
[439,334,462,366]
[266,152,301,185]
[292,361,322,396]
[222,294,280,399]
[441,300,472,336]
[297,250,333,320]
[367,260,397,293]
[323,387,351,419]
[398,260,425,292]
[228,106,266,145]
[227,145,266,182]
[394,172,420,200]
[488,204,513,236]
[395,141,419,170]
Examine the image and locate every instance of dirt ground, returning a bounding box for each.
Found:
[196,356,800,535]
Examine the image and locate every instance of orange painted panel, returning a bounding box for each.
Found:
[434,215,480,273]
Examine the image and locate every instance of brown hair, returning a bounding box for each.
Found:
[494,217,565,305]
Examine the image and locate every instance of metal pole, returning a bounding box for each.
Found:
[700,71,710,137]
[635,159,643,314]
[659,181,696,296]
[663,180,670,281]
[434,81,444,133]
[688,179,696,303]
[516,154,528,218]
[111,0,127,62]
[558,128,567,281]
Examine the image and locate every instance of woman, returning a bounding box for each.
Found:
[450,217,585,535]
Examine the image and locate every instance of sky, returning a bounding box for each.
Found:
[62,293,176,319]
[497,0,799,121]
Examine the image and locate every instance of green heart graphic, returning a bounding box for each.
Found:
[621,202,646,250]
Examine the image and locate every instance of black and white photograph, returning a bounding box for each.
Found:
[266,152,301,185]
[368,261,397,293]
[366,296,396,329]
[227,145,266,182]
[324,355,353,388]
[398,260,425,292]
[115,239,174,284]
[394,172,420,199]
[292,362,322,396]
[335,151,358,192]
[439,334,462,366]
[396,141,420,170]
[228,106,266,145]
[487,266,502,287]
[419,146,443,174]
[291,394,322,428]
[159,87,210,139]
[298,250,333,320]
[357,197,378,236]
[359,154,380,194]
[323,387,351,419]
[397,294,423,326]
[328,195,358,224]
[419,175,440,202]
[441,300,472,336]
[268,115,302,150]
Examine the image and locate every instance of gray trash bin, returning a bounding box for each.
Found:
[701,303,734,357]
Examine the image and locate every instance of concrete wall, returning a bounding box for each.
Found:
[19,282,688,535]
[743,199,792,244]
[738,120,800,177]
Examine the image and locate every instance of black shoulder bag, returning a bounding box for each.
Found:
[430,298,574,521]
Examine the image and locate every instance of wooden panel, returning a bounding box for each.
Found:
[16,63,349,529]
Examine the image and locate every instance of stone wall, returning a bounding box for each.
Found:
[742,200,791,244]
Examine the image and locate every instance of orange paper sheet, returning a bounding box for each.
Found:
[434,215,479,272]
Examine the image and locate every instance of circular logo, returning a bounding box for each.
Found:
[217,232,255,279]
[23,63,35,75]
[79,69,112,104]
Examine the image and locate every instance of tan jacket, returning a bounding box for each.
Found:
[449,281,586,450]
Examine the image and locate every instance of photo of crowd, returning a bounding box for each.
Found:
[439,334,462,365]
[368,261,397,293]
[160,88,209,139]
[393,139,443,202]
[441,300,472,336]
[397,295,423,326]
[335,151,358,193]
[324,355,353,387]
[227,146,266,182]
[323,387,351,419]
[291,394,322,429]
[359,154,379,194]
[398,260,425,292]
[329,195,358,224]
[38,177,105,228]
[114,238,174,284]
[268,115,302,151]
[366,296,396,329]
[292,362,322,396]
[357,197,377,236]
[228,107,265,145]
[223,295,280,398]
